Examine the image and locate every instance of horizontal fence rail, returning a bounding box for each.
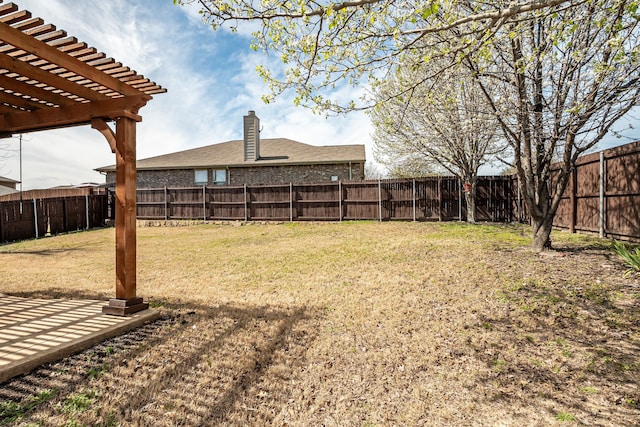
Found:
[0,195,108,244]
[131,176,516,224]
[552,141,640,241]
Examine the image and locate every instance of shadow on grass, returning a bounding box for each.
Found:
[1,289,320,426]
[472,278,640,422]
[0,242,96,256]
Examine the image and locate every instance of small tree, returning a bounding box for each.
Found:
[364,161,386,179]
[466,0,640,249]
[385,155,435,179]
[371,65,506,223]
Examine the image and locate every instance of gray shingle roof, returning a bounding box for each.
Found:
[0,176,19,184]
[96,138,366,172]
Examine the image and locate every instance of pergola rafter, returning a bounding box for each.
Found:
[0,1,166,315]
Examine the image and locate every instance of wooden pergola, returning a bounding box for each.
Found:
[0,2,166,315]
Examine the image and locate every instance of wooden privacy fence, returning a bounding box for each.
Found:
[132,176,515,223]
[0,195,108,243]
[553,141,640,240]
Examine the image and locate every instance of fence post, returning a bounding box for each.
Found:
[413,178,417,222]
[244,184,248,222]
[599,151,605,238]
[164,187,168,221]
[289,182,293,222]
[458,178,462,222]
[338,181,343,222]
[378,179,382,222]
[438,177,443,222]
[33,198,39,239]
[516,176,520,222]
[569,168,577,233]
[203,185,207,221]
[85,195,90,230]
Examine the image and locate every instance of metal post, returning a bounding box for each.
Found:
[599,152,605,238]
[339,181,343,222]
[33,199,38,239]
[290,182,293,222]
[378,179,383,222]
[85,195,90,230]
[413,178,417,222]
[244,184,248,222]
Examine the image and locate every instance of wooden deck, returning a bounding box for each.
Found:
[0,294,159,384]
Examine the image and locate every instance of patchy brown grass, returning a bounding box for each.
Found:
[1,221,639,426]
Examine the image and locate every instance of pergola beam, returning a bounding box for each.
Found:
[1,95,147,133]
[0,53,109,101]
[0,74,78,106]
[0,20,141,96]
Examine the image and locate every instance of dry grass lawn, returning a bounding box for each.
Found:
[0,221,639,426]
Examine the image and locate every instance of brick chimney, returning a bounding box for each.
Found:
[243,110,260,161]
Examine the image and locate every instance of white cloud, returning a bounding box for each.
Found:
[8,0,378,189]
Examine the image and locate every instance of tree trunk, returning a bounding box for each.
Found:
[465,188,476,223]
[531,215,553,251]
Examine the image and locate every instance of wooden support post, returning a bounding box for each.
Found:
[378,179,383,222]
[85,195,90,230]
[33,199,38,238]
[289,183,293,222]
[413,179,417,222]
[438,177,443,222]
[164,186,168,221]
[203,185,207,221]
[102,116,148,316]
[244,184,248,221]
[338,181,343,222]
[569,168,577,233]
[599,152,605,239]
[517,176,522,223]
[457,178,462,222]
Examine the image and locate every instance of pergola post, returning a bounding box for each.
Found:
[2,3,165,316]
[102,116,147,316]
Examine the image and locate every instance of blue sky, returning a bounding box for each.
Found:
[2,0,638,189]
[3,0,374,189]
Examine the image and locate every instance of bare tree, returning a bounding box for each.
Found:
[466,0,640,249]
[384,155,435,179]
[371,65,506,223]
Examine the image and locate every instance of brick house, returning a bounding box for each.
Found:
[96,111,366,188]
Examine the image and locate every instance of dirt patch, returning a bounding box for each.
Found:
[1,222,638,426]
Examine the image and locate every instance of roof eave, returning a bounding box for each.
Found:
[95,158,366,173]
